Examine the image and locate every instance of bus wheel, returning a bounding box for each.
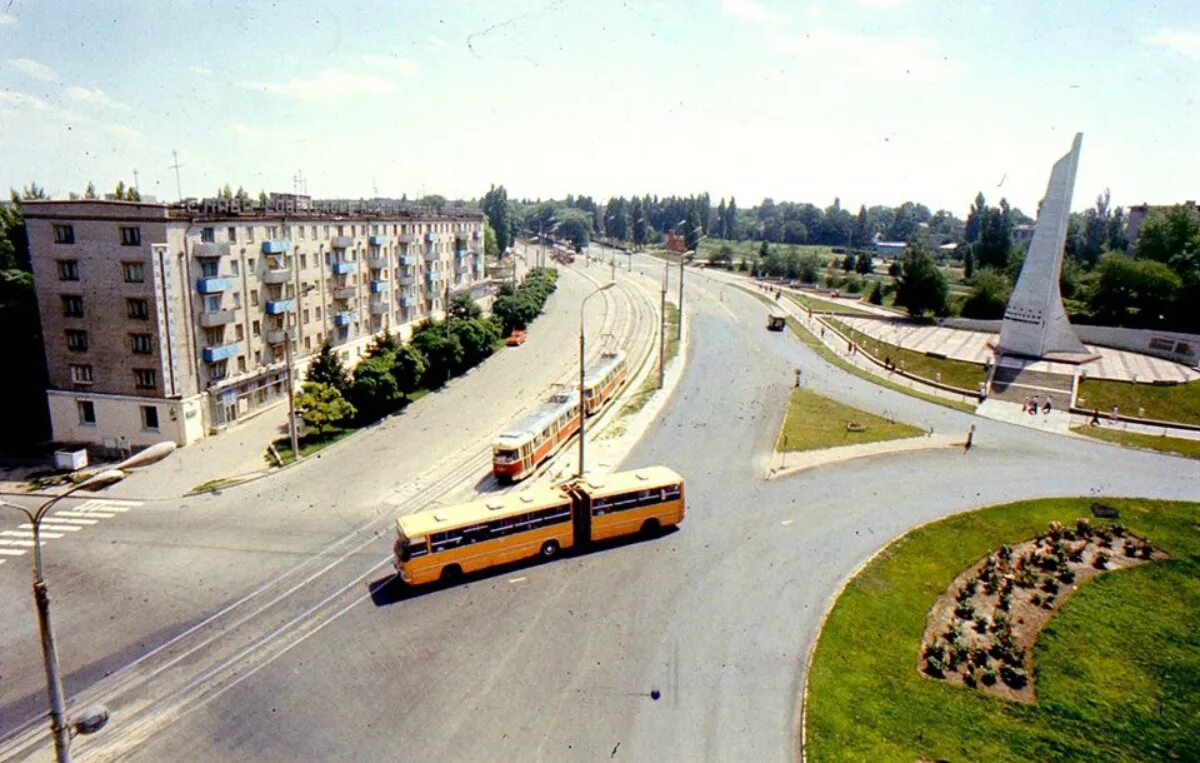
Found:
[640,519,661,537]
[540,540,560,558]
[440,564,463,584]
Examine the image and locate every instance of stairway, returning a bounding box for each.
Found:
[988,361,1074,409]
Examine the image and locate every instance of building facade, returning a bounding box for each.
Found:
[24,198,489,451]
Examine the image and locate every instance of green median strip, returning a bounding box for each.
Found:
[806,496,1200,762]
[826,317,987,390]
[1072,425,1200,460]
[777,387,923,452]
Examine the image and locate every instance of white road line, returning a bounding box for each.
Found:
[75,502,130,513]
[509,576,527,584]
[0,539,39,547]
[49,515,100,525]
[2,529,63,540]
[20,523,81,533]
[780,519,794,526]
[55,511,113,520]
[0,548,26,556]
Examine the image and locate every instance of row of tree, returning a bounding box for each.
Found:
[491,267,559,335]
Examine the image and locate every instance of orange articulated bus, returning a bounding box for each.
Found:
[492,391,581,482]
[581,351,627,416]
[394,466,685,586]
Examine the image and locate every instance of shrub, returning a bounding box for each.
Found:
[1139,543,1154,560]
[981,670,998,687]
[1123,541,1138,558]
[924,657,946,679]
[1076,518,1093,538]
[1000,664,1028,689]
[1031,593,1042,606]
[954,602,976,620]
[973,615,988,634]
[1093,552,1110,569]
[1042,578,1060,595]
[1058,569,1076,585]
[970,648,990,668]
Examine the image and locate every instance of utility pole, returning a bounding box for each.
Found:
[284,330,300,461]
[169,150,183,201]
[658,259,667,388]
[132,168,139,195]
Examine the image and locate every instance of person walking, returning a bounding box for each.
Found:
[964,423,976,452]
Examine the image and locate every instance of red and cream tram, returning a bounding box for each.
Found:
[492,391,581,482]
[581,351,627,416]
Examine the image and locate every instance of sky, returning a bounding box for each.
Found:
[0,0,1197,217]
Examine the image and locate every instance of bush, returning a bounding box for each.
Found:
[1000,663,1028,689]
[1093,552,1110,570]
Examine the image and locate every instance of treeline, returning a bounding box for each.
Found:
[492,268,559,335]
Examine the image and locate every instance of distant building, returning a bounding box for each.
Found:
[24,198,488,451]
[873,241,907,258]
[1012,223,1035,247]
[1125,200,1196,252]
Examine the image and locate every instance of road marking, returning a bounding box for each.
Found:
[74,500,131,513]
[781,519,794,526]
[509,576,527,584]
[55,510,113,520]
[49,515,100,525]
[0,548,26,556]
[3,529,63,540]
[20,523,81,533]
[0,538,39,547]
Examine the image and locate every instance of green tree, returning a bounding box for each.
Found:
[451,316,500,372]
[483,221,499,259]
[482,185,511,253]
[963,249,975,280]
[449,293,483,320]
[114,180,126,200]
[855,251,874,275]
[305,341,350,394]
[390,344,427,401]
[296,382,355,436]
[961,268,1012,319]
[1087,252,1181,326]
[411,322,464,387]
[350,354,400,420]
[894,241,948,317]
[84,181,97,200]
[841,254,855,272]
[710,244,734,268]
[1135,205,1200,269]
[366,329,399,357]
[868,280,884,305]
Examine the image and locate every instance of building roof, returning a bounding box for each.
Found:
[19,198,484,223]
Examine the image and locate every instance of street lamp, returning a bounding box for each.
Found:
[578,282,616,478]
[677,234,709,341]
[0,441,176,762]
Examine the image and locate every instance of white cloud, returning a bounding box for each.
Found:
[0,88,141,140]
[428,35,446,49]
[0,12,17,26]
[0,90,51,111]
[854,0,914,9]
[239,68,399,100]
[360,55,418,76]
[188,65,212,76]
[7,57,57,81]
[721,0,775,23]
[67,85,129,110]
[1144,29,1200,61]
[767,30,956,81]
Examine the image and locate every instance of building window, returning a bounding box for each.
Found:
[230,259,240,276]
[62,295,84,317]
[127,298,150,319]
[235,323,245,341]
[299,226,306,240]
[251,320,261,336]
[227,226,237,243]
[53,225,75,244]
[123,262,145,283]
[131,333,153,354]
[201,227,215,243]
[65,329,88,352]
[203,327,225,345]
[134,368,157,389]
[237,356,247,373]
[250,289,258,306]
[315,306,321,320]
[268,226,278,239]
[302,308,310,324]
[69,364,94,384]
[77,400,96,425]
[204,295,221,312]
[141,405,159,430]
[247,227,256,243]
[200,259,219,277]
[304,336,312,350]
[120,226,141,246]
[300,253,307,269]
[57,260,79,281]
[210,360,228,380]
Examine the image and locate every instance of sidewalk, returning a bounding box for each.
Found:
[766,433,962,479]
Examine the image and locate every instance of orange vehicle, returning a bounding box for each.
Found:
[492,391,580,482]
[394,466,685,585]
[505,329,528,346]
[581,351,627,415]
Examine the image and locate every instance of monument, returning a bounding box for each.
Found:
[995,133,1096,361]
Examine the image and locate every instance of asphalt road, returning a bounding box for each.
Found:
[38,252,1194,761]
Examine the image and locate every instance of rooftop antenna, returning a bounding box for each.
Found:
[169,150,184,201]
[132,168,139,194]
[372,177,379,198]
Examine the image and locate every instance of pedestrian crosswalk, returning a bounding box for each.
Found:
[0,498,142,567]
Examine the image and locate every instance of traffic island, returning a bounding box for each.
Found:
[803,497,1200,762]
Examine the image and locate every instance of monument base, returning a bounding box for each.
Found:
[987,342,1101,365]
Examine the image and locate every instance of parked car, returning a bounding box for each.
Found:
[505,329,528,346]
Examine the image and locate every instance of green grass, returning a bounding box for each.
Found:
[266,425,354,466]
[188,476,248,494]
[1073,426,1200,460]
[776,387,924,451]
[827,317,988,391]
[1077,377,1200,427]
[785,292,874,316]
[805,497,1200,762]
[738,285,977,413]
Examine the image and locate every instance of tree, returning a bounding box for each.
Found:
[855,252,874,275]
[841,254,855,272]
[390,344,427,400]
[451,316,500,372]
[482,185,511,254]
[759,240,770,259]
[851,205,871,248]
[710,244,734,268]
[411,322,464,387]
[961,268,1012,319]
[305,341,350,394]
[684,206,701,251]
[1087,252,1181,326]
[84,182,97,200]
[1135,205,1200,268]
[296,382,355,436]
[963,249,975,280]
[366,329,399,357]
[868,280,884,305]
[449,293,482,320]
[894,240,948,317]
[114,180,126,200]
[18,183,48,200]
[483,221,499,259]
[350,354,400,420]
[965,192,986,244]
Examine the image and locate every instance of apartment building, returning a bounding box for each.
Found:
[24,198,489,451]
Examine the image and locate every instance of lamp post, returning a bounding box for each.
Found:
[578,282,616,478]
[0,441,176,762]
[677,233,708,341]
[658,255,668,389]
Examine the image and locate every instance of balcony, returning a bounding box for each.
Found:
[196,277,233,293]
[454,248,467,258]
[332,286,357,300]
[261,267,293,284]
[265,299,296,314]
[199,308,237,327]
[398,255,415,266]
[331,261,356,275]
[369,234,387,246]
[423,250,439,263]
[472,230,483,240]
[424,287,440,300]
[193,241,231,258]
[333,311,356,327]
[262,239,290,254]
[369,301,390,316]
[331,236,353,249]
[425,271,442,283]
[456,265,471,276]
[266,328,295,345]
[367,255,388,269]
[397,274,416,286]
[400,234,417,244]
[399,295,416,308]
[369,280,389,293]
[202,343,239,363]
[425,233,439,243]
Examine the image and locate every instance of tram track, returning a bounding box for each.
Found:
[0,263,664,762]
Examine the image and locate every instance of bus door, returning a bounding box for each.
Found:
[570,490,592,547]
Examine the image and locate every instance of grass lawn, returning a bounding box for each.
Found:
[828,317,987,391]
[1073,425,1200,460]
[1077,377,1200,427]
[785,292,874,317]
[776,387,924,451]
[805,496,1200,762]
[267,424,355,466]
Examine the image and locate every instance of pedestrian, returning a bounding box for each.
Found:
[964,423,976,452]
[1021,397,1030,413]
[1028,395,1039,416]
[1090,408,1100,426]
[1110,405,1119,422]
[1042,397,1053,414]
